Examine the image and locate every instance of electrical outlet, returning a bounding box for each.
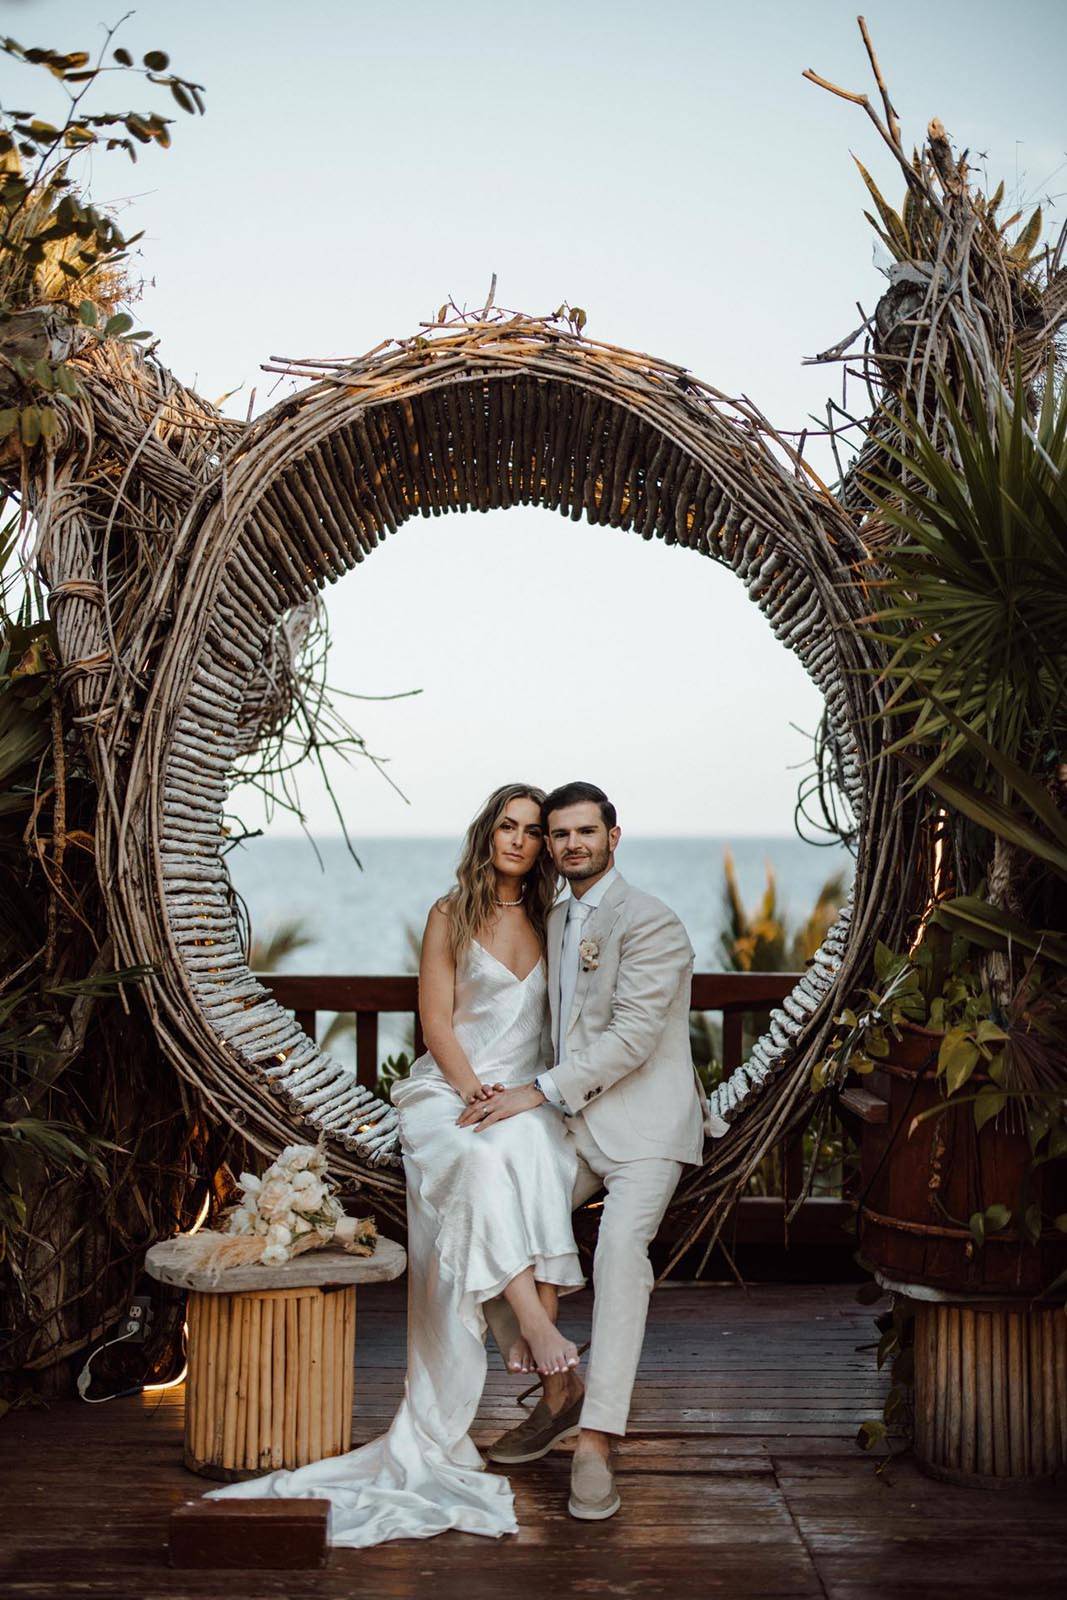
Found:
[120,1294,154,1343]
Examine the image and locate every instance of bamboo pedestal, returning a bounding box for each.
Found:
[146,1237,406,1482]
[906,1289,1067,1487]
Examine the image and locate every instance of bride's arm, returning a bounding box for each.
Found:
[418,905,493,1103]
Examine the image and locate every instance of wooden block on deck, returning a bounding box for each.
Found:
[168,1498,330,1569]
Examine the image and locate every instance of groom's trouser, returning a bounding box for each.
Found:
[484,1118,683,1436]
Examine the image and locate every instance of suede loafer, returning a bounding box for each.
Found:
[485,1390,584,1465]
[568,1449,621,1520]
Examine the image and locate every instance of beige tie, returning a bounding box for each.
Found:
[558,897,592,1064]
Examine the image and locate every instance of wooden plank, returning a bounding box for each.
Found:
[260,971,801,1019]
[838,1087,888,1124]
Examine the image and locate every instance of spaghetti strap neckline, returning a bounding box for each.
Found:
[471,938,544,986]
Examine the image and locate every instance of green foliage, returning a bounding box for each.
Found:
[690,851,848,1092]
[855,155,1045,276]
[856,1291,915,1470]
[860,365,1067,791]
[0,21,204,448]
[377,1052,414,1100]
[0,504,155,1276]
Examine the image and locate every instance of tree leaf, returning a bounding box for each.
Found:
[983,1203,1011,1232]
[1009,205,1042,263]
[973,1087,1006,1132]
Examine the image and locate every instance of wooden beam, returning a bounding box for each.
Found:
[168,1499,329,1569]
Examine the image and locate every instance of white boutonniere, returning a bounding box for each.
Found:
[579,937,600,972]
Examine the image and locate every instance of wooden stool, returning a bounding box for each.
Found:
[146,1235,406,1481]
[914,1298,1067,1485]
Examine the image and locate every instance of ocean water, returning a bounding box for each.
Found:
[229,834,853,1059]
[230,834,853,972]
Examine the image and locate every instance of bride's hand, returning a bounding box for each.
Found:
[461,1081,505,1105]
[456,1082,506,1122]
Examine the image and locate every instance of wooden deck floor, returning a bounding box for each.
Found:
[2,1281,1065,1598]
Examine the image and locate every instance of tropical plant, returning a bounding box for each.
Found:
[0,27,204,449]
[864,362,1065,762]
[687,852,850,1197]
[690,850,848,1086]
[860,364,1067,921]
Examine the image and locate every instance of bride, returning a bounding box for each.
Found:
[207,783,584,1544]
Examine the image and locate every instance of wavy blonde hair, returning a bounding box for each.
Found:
[441,784,559,962]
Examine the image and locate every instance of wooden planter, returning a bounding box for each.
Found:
[914,1299,1067,1486]
[146,1237,406,1482]
[850,1024,1067,1485]
[857,1024,1067,1296]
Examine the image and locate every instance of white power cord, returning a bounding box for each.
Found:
[76,1326,145,1402]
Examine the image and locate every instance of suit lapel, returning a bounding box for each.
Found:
[567,874,629,1033]
[547,902,566,1054]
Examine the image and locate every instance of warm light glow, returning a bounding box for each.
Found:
[188,1190,212,1234]
[911,806,949,951]
[143,1189,211,1393]
[143,1324,188,1393]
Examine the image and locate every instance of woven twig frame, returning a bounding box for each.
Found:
[32,314,913,1217]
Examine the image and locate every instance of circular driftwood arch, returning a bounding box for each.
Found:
[39,315,910,1225]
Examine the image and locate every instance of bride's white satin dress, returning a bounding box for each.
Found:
[205,939,583,1545]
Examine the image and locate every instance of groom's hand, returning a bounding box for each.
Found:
[457,1082,546,1129]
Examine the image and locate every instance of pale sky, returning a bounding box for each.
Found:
[7,1,1065,835]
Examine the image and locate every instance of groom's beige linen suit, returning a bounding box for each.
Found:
[486,869,716,1435]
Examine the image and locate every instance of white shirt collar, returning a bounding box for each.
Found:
[567,864,618,915]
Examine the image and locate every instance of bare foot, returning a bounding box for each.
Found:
[522,1318,580,1377]
[507,1336,535,1374]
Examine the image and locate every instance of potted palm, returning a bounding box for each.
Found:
[823,365,1067,1483]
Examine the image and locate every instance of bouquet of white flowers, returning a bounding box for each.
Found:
[171,1140,377,1279]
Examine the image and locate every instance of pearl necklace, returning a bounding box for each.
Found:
[493,887,525,908]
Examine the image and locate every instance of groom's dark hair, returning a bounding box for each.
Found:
[542,781,617,830]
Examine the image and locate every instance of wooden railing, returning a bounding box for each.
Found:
[258,970,857,1255]
[258,969,801,1091]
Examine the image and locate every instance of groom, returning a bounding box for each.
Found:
[469,781,724,1520]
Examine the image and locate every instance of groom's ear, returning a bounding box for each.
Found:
[609,825,621,853]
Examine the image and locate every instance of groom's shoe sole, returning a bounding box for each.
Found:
[567,1491,622,1521]
[486,1421,581,1465]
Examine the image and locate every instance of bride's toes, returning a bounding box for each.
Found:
[506,1337,534,1374]
[527,1327,580,1377]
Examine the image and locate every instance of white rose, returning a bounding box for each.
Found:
[256,1176,293,1219]
[228,1202,256,1236]
[238,1171,262,1196]
[279,1143,314,1171]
